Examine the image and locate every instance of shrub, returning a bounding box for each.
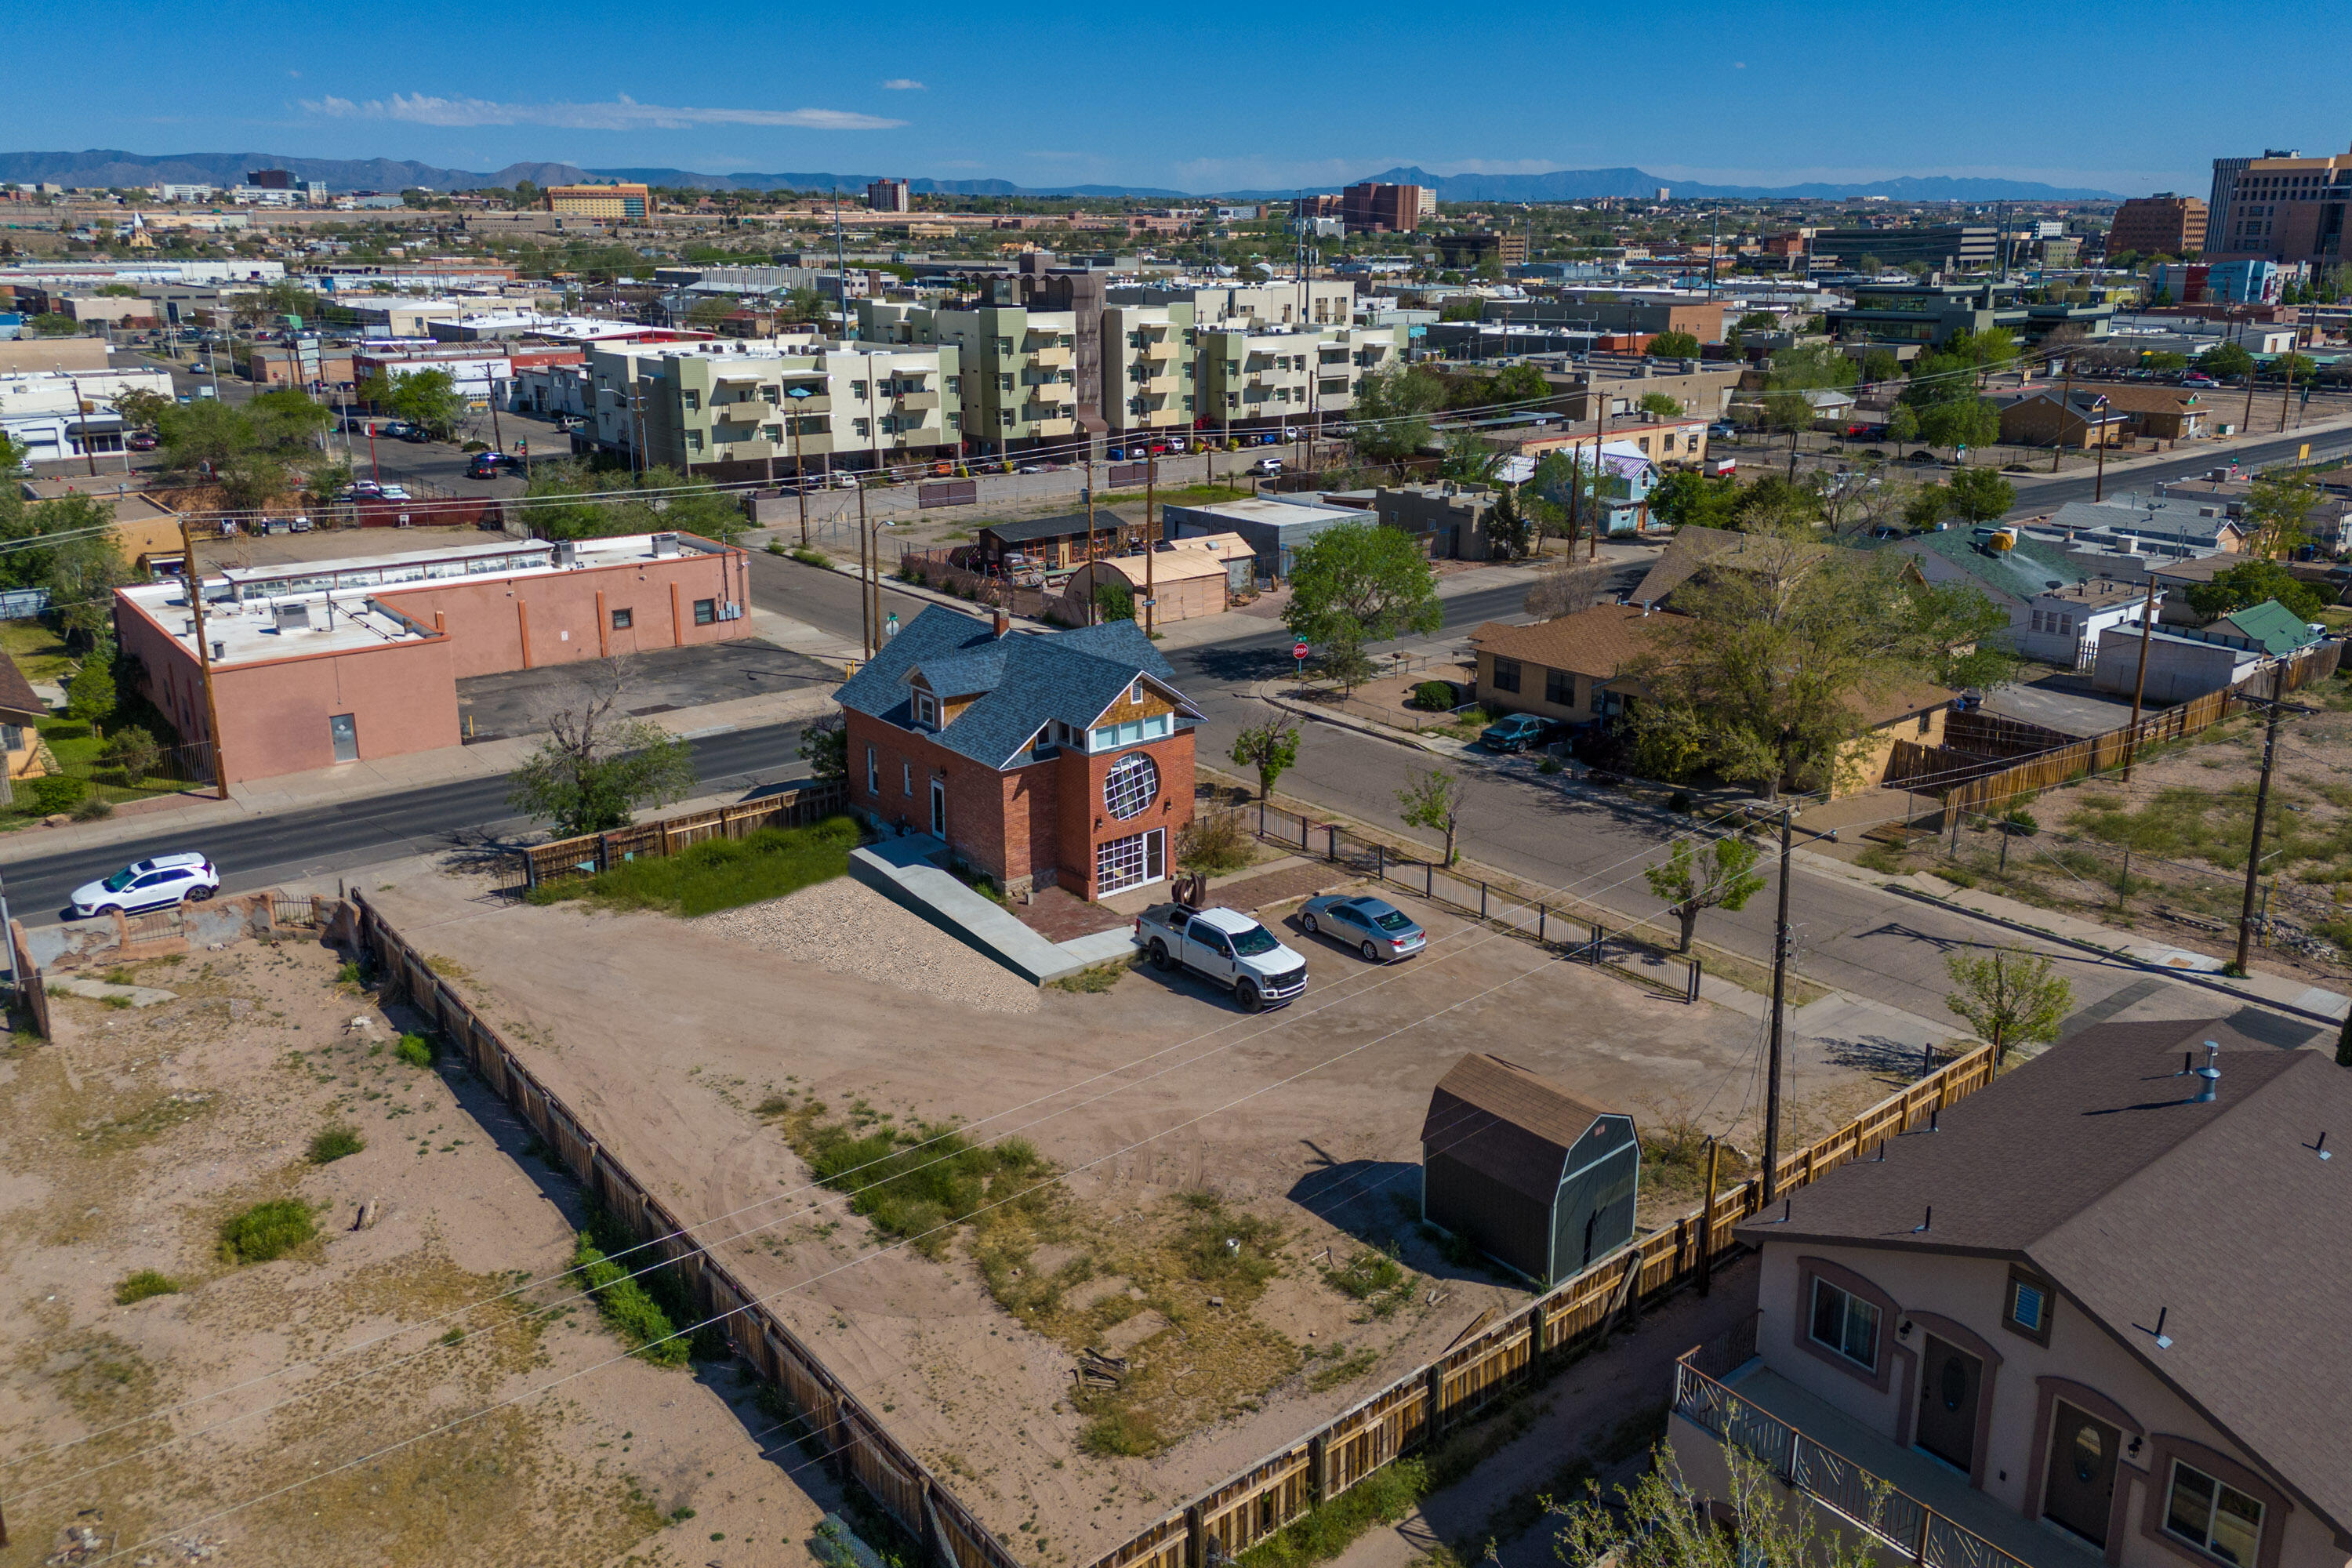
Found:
[27,775,88,814]
[766,539,789,555]
[2002,807,2040,835]
[1410,680,1457,711]
[71,795,115,821]
[394,1033,434,1068]
[103,724,163,782]
[1177,811,1253,875]
[1668,789,1695,814]
[307,1123,365,1163]
[791,547,832,568]
[220,1199,318,1264]
[1538,755,1564,775]
[114,1269,181,1305]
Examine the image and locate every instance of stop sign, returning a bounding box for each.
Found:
[1293,641,1310,659]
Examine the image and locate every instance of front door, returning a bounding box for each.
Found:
[1915,1336,1983,1473]
[929,777,946,837]
[2042,1402,2122,1547]
[328,712,359,764]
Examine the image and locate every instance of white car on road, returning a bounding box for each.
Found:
[69,852,220,917]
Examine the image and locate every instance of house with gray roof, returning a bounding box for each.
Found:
[1670,1015,2352,1568]
[833,604,1202,899]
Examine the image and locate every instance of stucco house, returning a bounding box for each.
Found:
[833,605,1200,899]
[1671,1015,2352,1568]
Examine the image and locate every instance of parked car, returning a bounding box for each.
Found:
[188,362,212,375]
[69,853,220,918]
[2183,372,2219,387]
[1708,420,1739,437]
[1251,456,1284,476]
[1479,712,1560,753]
[1298,895,1427,964]
[466,452,518,479]
[1016,463,1047,474]
[1132,904,1308,1013]
[397,425,430,443]
[379,420,415,439]
[125,431,158,451]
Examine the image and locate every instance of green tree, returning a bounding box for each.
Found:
[361,366,466,437]
[1647,470,1740,532]
[1229,717,1301,800]
[1626,525,2012,798]
[2183,557,2326,622]
[1736,310,1778,333]
[30,312,80,337]
[1644,835,1767,953]
[2196,342,2255,381]
[507,678,699,837]
[2240,472,2318,559]
[1283,521,1443,646]
[1348,364,1446,465]
[103,725,162,783]
[1860,347,1902,385]
[795,713,847,782]
[1486,362,1552,405]
[1646,330,1701,359]
[67,641,119,728]
[0,432,26,475]
[2143,350,2189,372]
[1944,466,2015,524]
[1886,404,1922,452]
[1396,767,1468,866]
[1636,391,1685,419]
[1319,623,1377,692]
[1918,397,2001,452]
[1484,485,1534,559]
[1944,944,2073,1065]
[1093,578,1134,622]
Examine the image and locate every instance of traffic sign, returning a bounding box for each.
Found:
[1293,641,1310,659]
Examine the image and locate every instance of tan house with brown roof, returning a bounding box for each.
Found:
[1469,604,1953,796]
[0,653,52,801]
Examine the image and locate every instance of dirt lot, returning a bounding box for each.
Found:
[0,931,841,1568]
[362,862,1907,1566]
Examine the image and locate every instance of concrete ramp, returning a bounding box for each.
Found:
[850,837,1134,985]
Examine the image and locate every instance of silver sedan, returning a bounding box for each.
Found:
[1298,894,1428,963]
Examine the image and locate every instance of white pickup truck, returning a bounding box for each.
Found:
[1132,904,1309,1013]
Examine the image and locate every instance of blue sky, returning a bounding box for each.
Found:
[6,0,2343,194]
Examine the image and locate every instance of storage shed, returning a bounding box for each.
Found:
[1420,1054,1639,1287]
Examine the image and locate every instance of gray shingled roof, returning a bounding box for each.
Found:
[835,605,1189,769]
[1739,1016,2352,1537]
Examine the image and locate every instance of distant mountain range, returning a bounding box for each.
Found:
[0,149,2127,202]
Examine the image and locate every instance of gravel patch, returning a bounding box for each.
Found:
[699,877,1041,1014]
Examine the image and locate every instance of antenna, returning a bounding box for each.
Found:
[2152,1306,2172,1350]
[1911,1206,1933,1234]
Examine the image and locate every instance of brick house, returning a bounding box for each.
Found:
[833,605,1201,898]
[1671,1016,2352,1568]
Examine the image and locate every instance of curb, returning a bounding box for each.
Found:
[1878,883,2346,1026]
[1252,681,1446,755]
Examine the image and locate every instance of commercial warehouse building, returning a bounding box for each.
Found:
[114,534,751,782]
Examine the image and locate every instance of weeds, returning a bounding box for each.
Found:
[394,1033,434,1069]
[307,1123,366,1163]
[1307,1347,1380,1392]
[114,1269,181,1305]
[1238,1457,1428,1568]
[780,1104,1053,1258]
[570,1200,693,1367]
[527,817,860,918]
[1178,811,1255,876]
[220,1199,318,1265]
[1047,959,1132,994]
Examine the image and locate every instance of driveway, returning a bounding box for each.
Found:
[456,638,836,742]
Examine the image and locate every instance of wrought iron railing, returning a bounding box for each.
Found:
[1672,1349,2033,1568]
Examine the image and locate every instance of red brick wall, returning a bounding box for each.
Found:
[844,710,1196,898]
[376,546,753,680]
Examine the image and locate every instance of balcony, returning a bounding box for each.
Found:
[1025,379,1074,404]
[1140,334,1178,358]
[713,399,770,424]
[1030,342,1073,368]
[1672,1327,2075,1568]
[893,389,940,410]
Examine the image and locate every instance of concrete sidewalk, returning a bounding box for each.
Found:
[0,684,837,866]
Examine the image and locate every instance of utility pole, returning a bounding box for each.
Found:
[1084,453,1098,625]
[858,488,870,658]
[859,481,877,659]
[179,517,229,800]
[1761,804,1793,1207]
[2121,573,2159,782]
[2051,359,2074,474]
[2235,664,2286,972]
[1144,450,1158,639]
[2094,402,2111,502]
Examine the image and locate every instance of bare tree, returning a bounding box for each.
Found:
[1523,561,1612,620]
[507,661,699,837]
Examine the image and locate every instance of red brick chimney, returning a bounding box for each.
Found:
[993,609,1010,638]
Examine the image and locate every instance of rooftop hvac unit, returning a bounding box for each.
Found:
[273,603,312,633]
[652,532,681,557]
[554,540,578,567]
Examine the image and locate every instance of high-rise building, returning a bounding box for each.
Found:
[866,178,910,213]
[245,169,293,190]
[2206,145,2352,265]
[1341,183,1432,234]
[2107,194,2208,259]
[545,183,652,220]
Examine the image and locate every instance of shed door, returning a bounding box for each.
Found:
[329,713,359,763]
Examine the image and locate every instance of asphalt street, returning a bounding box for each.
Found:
[0,721,811,925]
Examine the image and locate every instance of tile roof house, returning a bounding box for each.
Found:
[1671,1015,2352,1568]
[833,604,1202,899]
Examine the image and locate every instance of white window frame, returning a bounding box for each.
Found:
[866,746,878,795]
[913,690,938,728]
[2163,1461,2263,1567]
[1808,1276,1881,1373]
[902,760,913,797]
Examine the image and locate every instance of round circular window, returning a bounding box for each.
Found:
[1104,752,1160,821]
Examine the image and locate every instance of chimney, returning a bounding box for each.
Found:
[993,609,1010,639]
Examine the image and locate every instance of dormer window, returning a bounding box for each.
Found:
[913,691,938,728]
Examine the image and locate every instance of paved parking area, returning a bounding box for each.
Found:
[455,637,837,741]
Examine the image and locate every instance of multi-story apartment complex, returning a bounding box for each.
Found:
[2107,194,2208,259]
[1105,280,1358,330]
[544,183,652,220]
[1101,301,1200,438]
[1341,182,1434,234]
[2205,146,2352,264]
[866,178,910,213]
[582,338,960,479]
[920,303,1080,456]
[1196,324,1401,434]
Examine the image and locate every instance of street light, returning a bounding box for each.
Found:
[786,383,814,546]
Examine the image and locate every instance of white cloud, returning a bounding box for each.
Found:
[880,78,926,90]
[303,93,903,131]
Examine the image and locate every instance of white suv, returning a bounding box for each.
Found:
[69,853,221,918]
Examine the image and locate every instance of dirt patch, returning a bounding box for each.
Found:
[0,935,834,1566]
[358,862,1903,1563]
[699,876,1040,1014]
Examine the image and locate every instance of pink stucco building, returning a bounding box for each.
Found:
[114,533,752,782]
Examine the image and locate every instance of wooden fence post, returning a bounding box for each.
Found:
[1186,1505,1207,1568]
[1307,1434,1328,1507]
[1425,1363,1446,1438]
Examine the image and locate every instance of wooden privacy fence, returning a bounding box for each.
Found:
[350,895,1026,1568]
[1076,1045,1998,1568]
[1883,641,2343,818]
[510,780,848,891]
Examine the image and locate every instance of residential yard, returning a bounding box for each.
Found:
[361,857,1919,1566]
[0,930,835,1566]
[1851,671,2352,981]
